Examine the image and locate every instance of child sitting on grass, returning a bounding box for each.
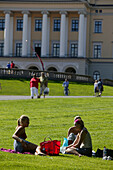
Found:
[12,115,45,155]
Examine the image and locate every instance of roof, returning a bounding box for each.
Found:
[0,0,86,2]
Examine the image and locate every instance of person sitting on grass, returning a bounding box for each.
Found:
[65,119,92,157]
[67,116,87,145]
[12,115,46,155]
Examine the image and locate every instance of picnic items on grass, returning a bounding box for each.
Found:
[40,137,61,155]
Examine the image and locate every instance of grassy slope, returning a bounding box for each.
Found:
[0,79,113,96]
[0,98,113,169]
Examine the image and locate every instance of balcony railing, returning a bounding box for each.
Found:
[1,68,113,86]
[0,54,81,58]
[0,67,94,83]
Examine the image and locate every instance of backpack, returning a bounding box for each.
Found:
[95,148,113,158]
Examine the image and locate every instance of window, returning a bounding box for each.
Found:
[0,43,4,56]
[93,44,101,58]
[53,43,60,56]
[0,19,5,31]
[71,43,78,57]
[65,67,76,73]
[53,19,60,31]
[99,10,102,13]
[34,43,41,48]
[47,67,57,72]
[94,20,102,33]
[35,19,42,31]
[16,43,22,56]
[93,71,100,80]
[17,19,23,31]
[72,19,79,32]
[34,43,41,57]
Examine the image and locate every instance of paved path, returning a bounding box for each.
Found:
[0,95,113,100]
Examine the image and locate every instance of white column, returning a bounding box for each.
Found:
[10,16,13,56]
[41,11,49,57]
[4,11,11,56]
[78,12,85,57]
[60,11,67,57]
[22,11,29,56]
[84,16,87,58]
[28,16,31,56]
[65,17,68,55]
[47,17,50,56]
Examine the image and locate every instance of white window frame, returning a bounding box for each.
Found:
[53,18,61,32]
[0,40,4,56]
[15,41,22,56]
[93,42,102,58]
[16,18,23,31]
[34,18,42,32]
[71,18,79,32]
[51,41,60,56]
[94,20,102,33]
[0,18,5,31]
[93,71,100,80]
[33,41,41,55]
[70,41,78,57]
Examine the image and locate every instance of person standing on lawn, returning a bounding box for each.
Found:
[12,115,46,155]
[30,74,40,99]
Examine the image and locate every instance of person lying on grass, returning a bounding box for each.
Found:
[12,115,46,155]
[65,119,92,157]
[67,116,87,145]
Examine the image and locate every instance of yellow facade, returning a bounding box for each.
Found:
[0,0,113,79]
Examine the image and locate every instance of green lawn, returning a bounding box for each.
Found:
[0,98,113,169]
[0,79,113,96]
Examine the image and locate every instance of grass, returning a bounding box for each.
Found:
[0,97,113,169]
[0,79,113,96]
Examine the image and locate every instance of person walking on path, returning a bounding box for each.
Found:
[62,79,69,96]
[94,80,98,97]
[98,78,103,97]
[39,72,48,98]
[30,74,40,99]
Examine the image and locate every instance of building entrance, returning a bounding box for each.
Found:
[35,47,41,57]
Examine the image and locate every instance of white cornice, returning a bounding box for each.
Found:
[0,7,86,12]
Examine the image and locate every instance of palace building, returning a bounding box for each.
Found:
[0,0,113,79]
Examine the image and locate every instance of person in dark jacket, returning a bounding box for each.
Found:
[98,78,103,97]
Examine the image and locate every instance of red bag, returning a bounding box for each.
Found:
[40,137,61,155]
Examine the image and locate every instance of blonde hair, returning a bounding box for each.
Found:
[18,115,29,125]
